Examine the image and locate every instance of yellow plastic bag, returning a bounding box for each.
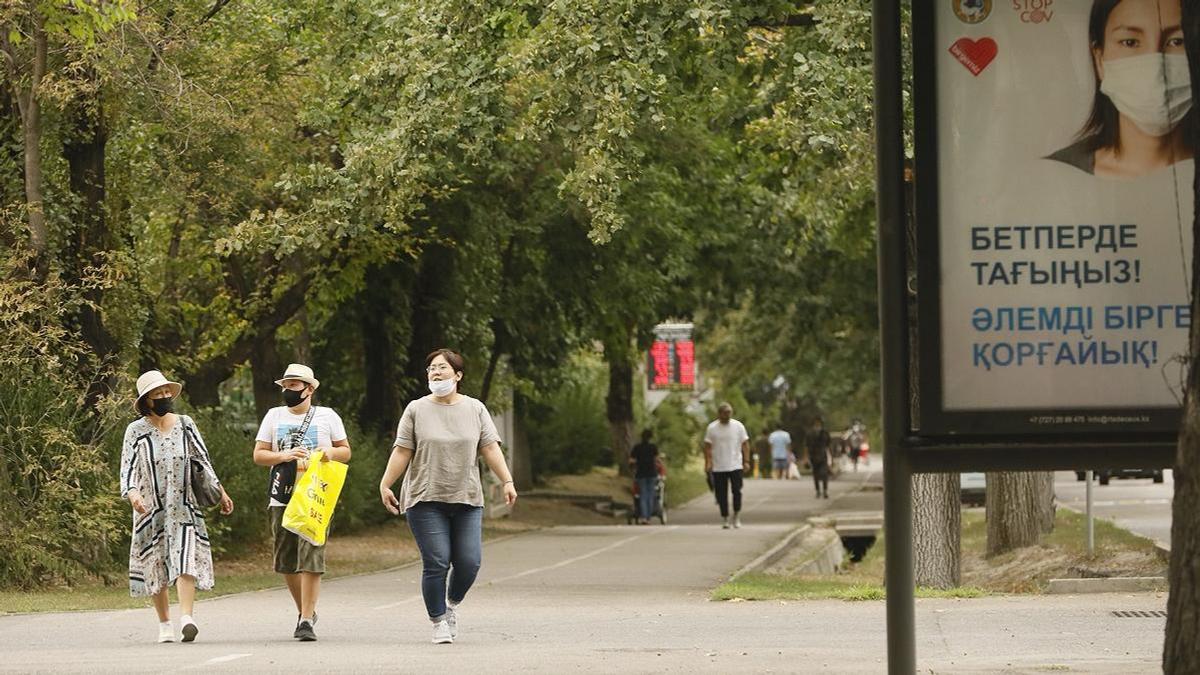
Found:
[282,451,348,546]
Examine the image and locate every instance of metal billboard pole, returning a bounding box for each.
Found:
[872,1,916,673]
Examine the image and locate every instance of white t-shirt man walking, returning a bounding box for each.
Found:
[703,402,750,529]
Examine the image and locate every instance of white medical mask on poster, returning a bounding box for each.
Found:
[428,378,457,397]
[1099,53,1193,137]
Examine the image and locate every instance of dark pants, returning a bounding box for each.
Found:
[712,469,743,518]
[406,502,483,621]
[812,461,830,496]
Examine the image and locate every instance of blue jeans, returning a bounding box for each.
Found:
[406,502,483,621]
[636,476,658,519]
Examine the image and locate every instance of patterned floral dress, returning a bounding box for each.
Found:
[119,415,220,597]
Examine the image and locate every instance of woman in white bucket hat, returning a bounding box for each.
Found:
[119,370,234,644]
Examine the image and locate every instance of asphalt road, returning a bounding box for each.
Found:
[1053,469,1173,549]
[0,462,1167,673]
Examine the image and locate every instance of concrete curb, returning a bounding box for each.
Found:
[787,527,845,576]
[1046,576,1168,594]
[1152,538,1171,560]
[728,525,810,581]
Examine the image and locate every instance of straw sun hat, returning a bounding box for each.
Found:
[134,370,182,412]
[274,363,320,390]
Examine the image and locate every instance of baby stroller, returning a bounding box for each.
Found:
[628,457,667,525]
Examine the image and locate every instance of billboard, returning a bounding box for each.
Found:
[915,0,1194,436]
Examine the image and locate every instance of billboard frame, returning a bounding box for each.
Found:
[871,2,1182,672]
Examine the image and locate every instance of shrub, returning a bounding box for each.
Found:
[647,392,705,472]
[524,354,611,478]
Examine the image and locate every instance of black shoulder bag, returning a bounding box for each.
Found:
[184,419,224,509]
[267,406,317,504]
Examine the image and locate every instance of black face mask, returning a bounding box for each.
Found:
[150,397,174,416]
[283,389,309,408]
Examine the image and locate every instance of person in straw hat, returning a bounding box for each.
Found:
[252,363,351,642]
[120,370,234,644]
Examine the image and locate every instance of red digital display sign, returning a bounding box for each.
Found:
[650,340,671,387]
[676,340,695,386]
[647,335,695,390]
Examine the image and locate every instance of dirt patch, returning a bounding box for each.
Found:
[540,466,632,504]
[493,499,616,529]
[962,546,1166,593]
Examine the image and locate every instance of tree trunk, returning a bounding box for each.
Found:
[606,343,635,475]
[14,17,48,265]
[509,392,534,491]
[403,248,451,403]
[912,473,961,588]
[480,239,516,407]
[185,367,226,409]
[360,265,400,435]
[1165,4,1200,670]
[63,77,119,413]
[985,471,1052,556]
[1036,471,1056,535]
[290,255,312,364]
[250,331,283,421]
[479,320,504,407]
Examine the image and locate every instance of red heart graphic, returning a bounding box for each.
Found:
[949,37,997,76]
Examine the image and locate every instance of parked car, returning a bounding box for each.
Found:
[960,472,985,506]
[1097,468,1164,485]
[1075,468,1164,484]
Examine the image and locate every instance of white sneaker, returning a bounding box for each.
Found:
[180,615,198,643]
[733,514,742,529]
[432,620,454,644]
[722,517,731,529]
[158,622,174,643]
[446,606,458,639]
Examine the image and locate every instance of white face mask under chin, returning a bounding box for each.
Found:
[429,379,457,397]
[1099,53,1193,137]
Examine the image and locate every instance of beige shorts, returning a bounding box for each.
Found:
[270,506,325,574]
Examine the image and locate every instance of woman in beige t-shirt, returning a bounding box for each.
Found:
[380,349,518,644]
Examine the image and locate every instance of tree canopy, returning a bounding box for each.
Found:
[0,0,880,587]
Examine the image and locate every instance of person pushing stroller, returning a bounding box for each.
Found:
[629,429,665,524]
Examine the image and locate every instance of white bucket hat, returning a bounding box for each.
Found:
[274,363,320,390]
[135,370,182,410]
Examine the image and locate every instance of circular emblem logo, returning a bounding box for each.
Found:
[953,0,992,24]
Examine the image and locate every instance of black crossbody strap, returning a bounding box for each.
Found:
[292,406,317,448]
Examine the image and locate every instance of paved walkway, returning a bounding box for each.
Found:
[0,461,1167,673]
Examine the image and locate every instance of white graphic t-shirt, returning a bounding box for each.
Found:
[256,405,347,506]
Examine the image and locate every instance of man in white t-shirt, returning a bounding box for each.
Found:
[251,364,351,642]
[703,402,751,529]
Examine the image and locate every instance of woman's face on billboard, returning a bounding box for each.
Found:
[1097,0,1184,63]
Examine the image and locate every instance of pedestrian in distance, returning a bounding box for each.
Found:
[767,425,794,480]
[629,429,659,524]
[120,370,235,644]
[846,420,864,472]
[380,349,518,644]
[754,428,772,479]
[252,363,352,642]
[805,416,833,499]
[703,402,751,529]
